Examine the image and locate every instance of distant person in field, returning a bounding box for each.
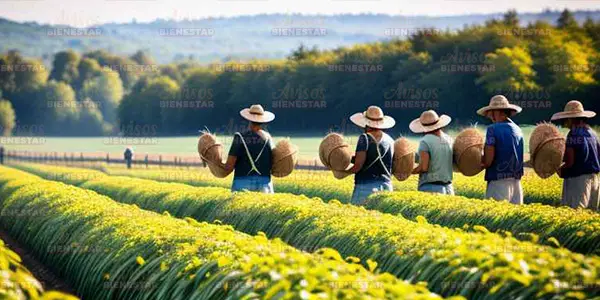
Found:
[479,95,524,205]
[221,104,275,193]
[124,147,133,169]
[410,110,454,195]
[0,146,4,165]
[346,106,395,205]
[552,100,600,210]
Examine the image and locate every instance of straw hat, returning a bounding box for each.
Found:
[530,123,565,179]
[409,110,451,134]
[240,104,275,123]
[271,139,298,177]
[453,128,484,176]
[551,100,596,121]
[319,133,352,171]
[477,95,522,117]
[350,106,395,130]
[392,138,416,181]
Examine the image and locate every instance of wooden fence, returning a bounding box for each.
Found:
[2,150,328,170]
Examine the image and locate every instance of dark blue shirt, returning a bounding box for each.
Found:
[562,126,600,178]
[484,120,524,181]
[354,133,394,184]
[228,130,274,179]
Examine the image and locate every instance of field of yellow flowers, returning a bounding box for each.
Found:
[0,166,444,300]
[89,164,563,206]
[11,163,600,299]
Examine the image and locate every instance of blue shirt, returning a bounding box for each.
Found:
[562,126,600,178]
[354,133,394,184]
[228,130,274,179]
[484,120,524,181]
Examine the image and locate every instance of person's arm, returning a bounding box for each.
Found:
[412,151,430,174]
[482,145,495,168]
[348,151,366,173]
[481,126,495,168]
[221,155,237,174]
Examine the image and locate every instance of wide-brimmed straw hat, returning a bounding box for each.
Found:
[477,95,522,117]
[350,106,395,129]
[551,100,596,121]
[240,104,275,123]
[409,110,451,133]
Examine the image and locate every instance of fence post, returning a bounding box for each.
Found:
[106,153,110,165]
[159,155,162,168]
[145,155,148,168]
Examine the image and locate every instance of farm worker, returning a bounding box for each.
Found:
[552,100,600,210]
[222,104,275,193]
[478,95,524,205]
[346,106,395,205]
[409,110,454,194]
[123,147,133,169]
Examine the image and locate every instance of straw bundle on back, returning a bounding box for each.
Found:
[197,132,228,178]
[530,123,565,179]
[319,133,352,171]
[453,128,484,176]
[392,138,415,181]
[272,139,299,177]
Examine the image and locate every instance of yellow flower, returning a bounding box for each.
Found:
[136,256,146,266]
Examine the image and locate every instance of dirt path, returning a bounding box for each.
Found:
[0,226,78,296]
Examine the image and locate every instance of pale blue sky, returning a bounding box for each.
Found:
[0,0,598,27]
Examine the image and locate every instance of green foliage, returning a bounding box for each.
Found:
[476,46,538,92]
[48,50,80,85]
[17,163,600,299]
[0,99,16,136]
[0,166,442,300]
[79,68,123,123]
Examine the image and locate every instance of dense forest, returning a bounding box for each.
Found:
[0,9,599,137]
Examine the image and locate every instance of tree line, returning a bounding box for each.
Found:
[0,9,599,137]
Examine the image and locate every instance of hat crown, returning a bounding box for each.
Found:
[364,106,385,120]
[420,110,440,125]
[249,104,265,115]
[489,95,509,107]
[564,100,584,113]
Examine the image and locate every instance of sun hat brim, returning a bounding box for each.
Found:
[240,108,275,123]
[550,110,596,121]
[409,114,451,134]
[349,113,395,129]
[477,104,522,117]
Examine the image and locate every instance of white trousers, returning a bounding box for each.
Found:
[486,178,523,205]
[561,173,600,210]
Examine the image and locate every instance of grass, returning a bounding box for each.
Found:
[1,125,563,160]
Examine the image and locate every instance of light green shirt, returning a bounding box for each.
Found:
[417,133,453,187]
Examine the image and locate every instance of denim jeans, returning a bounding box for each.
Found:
[418,183,455,195]
[351,181,393,205]
[231,176,274,193]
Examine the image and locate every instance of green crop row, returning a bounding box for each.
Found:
[17,163,600,300]
[0,166,445,300]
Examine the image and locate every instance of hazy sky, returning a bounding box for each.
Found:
[0,0,598,27]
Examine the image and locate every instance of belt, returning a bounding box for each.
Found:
[427,181,452,185]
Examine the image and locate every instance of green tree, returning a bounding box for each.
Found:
[503,9,519,27]
[130,50,155,65]
[77,97,108,135]
[557,9,578,30]
[476,46,538,93]
[48,50,80,85]
[74,57,103,91]
[79,69,124,123]
[0,99,16,136]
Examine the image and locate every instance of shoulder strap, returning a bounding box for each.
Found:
[235,132,270,176]
[363,133,391,176]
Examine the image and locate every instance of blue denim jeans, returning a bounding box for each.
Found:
[418,183,454,195]
[351,181,393,205]
[231,176,274,193]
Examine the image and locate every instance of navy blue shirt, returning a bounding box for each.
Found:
[562,126,600,178]
[484,120,524,181]
[228,130,274,179]
[354,133,394,184]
